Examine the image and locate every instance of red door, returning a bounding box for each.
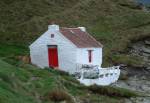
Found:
[48,47,59,68]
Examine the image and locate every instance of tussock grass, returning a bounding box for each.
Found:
[44,88,74,103]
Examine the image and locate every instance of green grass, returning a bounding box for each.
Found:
[111,54,144,67]
[0,0,149,102]
[0,58,136,103]
[88,85,138,98]
[0,59,36,103]
[0,43,28,57]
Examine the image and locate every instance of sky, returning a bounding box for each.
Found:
[136,0,150,5]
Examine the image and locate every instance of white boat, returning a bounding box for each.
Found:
[75,65,120,86]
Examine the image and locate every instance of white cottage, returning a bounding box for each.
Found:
[29,24,103,74]
[30,24,121,86]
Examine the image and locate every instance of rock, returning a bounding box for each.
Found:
[117,38,150,103]
[119,64,127,67]
[125,99,133,103]
[130,97,150,103]
[141,85,150,92]
[145,40,150,45]
[146,67,150,70]
[142,46,150,54]
[141,76,146,80]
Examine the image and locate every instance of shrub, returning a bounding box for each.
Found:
[44,89,73,103]
[88,85,138,98]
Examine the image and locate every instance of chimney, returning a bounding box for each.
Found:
[48,24,59,31]
[78,27,86,32]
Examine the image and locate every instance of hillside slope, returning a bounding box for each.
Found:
[0,0,150,66]
[1,58,135,103]
[0,1,148,102]
[0,43,138,103]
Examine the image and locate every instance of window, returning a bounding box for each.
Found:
[51,34,54,38]
[88,50,93,63]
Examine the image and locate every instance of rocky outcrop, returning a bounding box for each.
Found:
[145,40,150,45]
[113,67,150,103]
[113,38,150,103]
[129,38,150,68]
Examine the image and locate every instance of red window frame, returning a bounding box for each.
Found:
[88,50,93,63]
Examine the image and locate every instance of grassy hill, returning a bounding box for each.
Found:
[1,0,150,66]
[0,57,138,103]
[0,0,149,102]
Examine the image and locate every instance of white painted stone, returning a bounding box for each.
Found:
[48,24,59,31]
[78,27,86,32]
[30,28,77,74]
[29,25,103,74]
[77,48,102,67]
[29,24,121,86]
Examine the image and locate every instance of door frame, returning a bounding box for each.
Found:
[47,45,59,68]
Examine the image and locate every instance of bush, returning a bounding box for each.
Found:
[44,89,73,103]
[88,85,138,98]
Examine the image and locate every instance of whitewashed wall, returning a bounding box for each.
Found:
[76,48,102,67]
[29,27,77,74]
[30,25,103,74]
